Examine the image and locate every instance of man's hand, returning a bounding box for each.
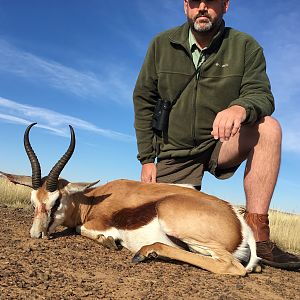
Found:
[141,163,157,183]
[211,105,247,142]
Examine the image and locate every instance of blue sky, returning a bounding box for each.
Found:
[0,0,299,213]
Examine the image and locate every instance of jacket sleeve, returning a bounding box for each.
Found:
[229,47,275,124]
[133,39,159,164]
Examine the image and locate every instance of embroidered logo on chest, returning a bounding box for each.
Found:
[215,63,229,68]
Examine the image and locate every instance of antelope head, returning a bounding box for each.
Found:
[1,123,99,238]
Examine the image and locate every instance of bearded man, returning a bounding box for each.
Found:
[133,0,300,270]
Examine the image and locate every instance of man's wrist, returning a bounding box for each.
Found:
[140,158,155,165]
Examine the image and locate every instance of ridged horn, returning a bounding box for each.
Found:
[46,125,75,192]
[24,123,42,190]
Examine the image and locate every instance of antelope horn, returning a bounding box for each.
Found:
[24,123,42,190]
[46,125,75,192]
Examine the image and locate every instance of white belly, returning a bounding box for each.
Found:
[119,217,178,253]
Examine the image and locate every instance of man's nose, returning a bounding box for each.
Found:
[195,1,208,11]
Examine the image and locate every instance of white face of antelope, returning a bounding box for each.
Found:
[21,123,76,238]
[30,188,65,238]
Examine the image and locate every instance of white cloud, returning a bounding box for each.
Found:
[281,116,300,154]
[0,97,134,142]
[0,113,31,125]
[0,39,133,104]
[283,131,300,153]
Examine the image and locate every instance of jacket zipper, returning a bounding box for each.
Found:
[192,65,202,146]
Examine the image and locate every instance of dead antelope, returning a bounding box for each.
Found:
[1,123,259,276]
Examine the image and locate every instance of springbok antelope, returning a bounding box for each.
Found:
[1,123,259,276]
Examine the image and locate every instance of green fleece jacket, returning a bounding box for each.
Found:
[133,21,274,164]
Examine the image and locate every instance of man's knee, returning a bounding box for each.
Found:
[258,116,282,144]
[217,116,281,168]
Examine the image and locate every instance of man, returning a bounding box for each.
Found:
[133,0,300,269]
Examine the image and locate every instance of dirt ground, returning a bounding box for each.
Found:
[0,205,299,300]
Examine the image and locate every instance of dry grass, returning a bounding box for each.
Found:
[0,177,299,254]
[269,210,300,255]
[0,177,31,208]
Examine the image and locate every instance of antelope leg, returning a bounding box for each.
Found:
[133,242,247,276]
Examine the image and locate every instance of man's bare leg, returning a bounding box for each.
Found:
[217,116,281,214]
[216,116,300,270]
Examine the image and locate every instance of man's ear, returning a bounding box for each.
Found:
[64,180,100,194]
[183,0,188,15]
[223,0,230,14]
[0,171,33,188]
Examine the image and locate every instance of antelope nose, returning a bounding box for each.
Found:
[30,232,42,239]
[30,226,43,239]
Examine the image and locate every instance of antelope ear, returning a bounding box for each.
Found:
[64,180,100,194]
[0,171,33,188]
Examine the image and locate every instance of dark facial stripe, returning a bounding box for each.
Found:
[109,202,158,230]
[47,196,62,232]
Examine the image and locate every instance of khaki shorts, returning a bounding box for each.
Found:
[156,141,240,188]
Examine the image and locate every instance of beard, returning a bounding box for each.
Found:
[190,13,221,33]
[194,18,213,32]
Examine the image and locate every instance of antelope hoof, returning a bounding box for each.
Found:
[246,264,262,274]
[253,264,262,273]
[148,251,158,259]
[132,252,146,263]
[97,234,118,250]
[132,250,159,264]
[105,236,119,250]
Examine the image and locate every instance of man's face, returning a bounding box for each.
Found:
[184,0,229,33]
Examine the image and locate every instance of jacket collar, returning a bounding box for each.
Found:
[169,20,226,55]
